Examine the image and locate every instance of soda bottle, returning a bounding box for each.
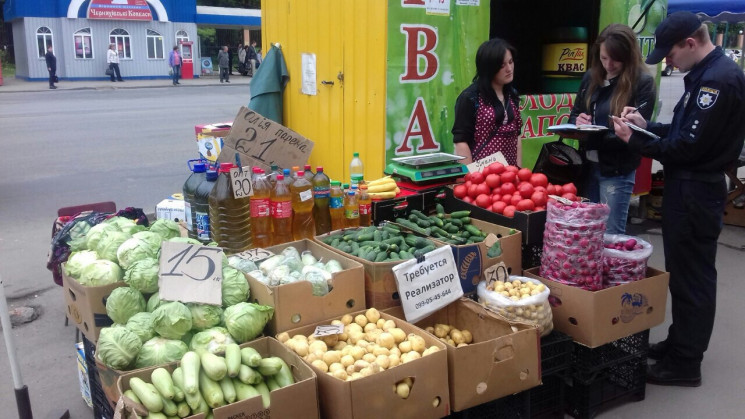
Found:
[208,163,252,253]
[193,169,218,243]
[303,165,314,182]
[250,168,272,248]
[268,164,280,188]
[312,167,332,235]
[282,169,293,186]
[350,152,364,184]
[291,166,300,180]
[329,181,345,231]
[343,183,350,193]
[291,171,316,240]
[344,190,360,228]
[271,174,293,245]
[358,183,372,227]
[183,161,207,238]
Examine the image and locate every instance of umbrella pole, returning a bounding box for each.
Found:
[0,275,33,419]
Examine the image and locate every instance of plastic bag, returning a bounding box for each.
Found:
[477,276,553,336]
[602,235,653,287]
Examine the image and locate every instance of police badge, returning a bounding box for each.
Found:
[697,86,720,109]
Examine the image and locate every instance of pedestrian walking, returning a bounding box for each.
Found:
[169,46,182,86]
[218,46,230,83]
[107,44,124,82]
[612,11,745,387]
[45,45,57,89]
[238,44,246,75]
[247,40,258,77]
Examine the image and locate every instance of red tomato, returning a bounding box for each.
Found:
[561,183,578,195]
[501,194,513,204]
[491,194,502,203]
[491,201,507,214]
[500,182,516,195]
[510,194,523,206]
[464,180,472,189]
[517,199,536,212]
[453,184,468,199]
[503,205,516,218]
[464,172,472,182]
[518,183,534,198]
[561,192,578,201]
[463,196,473,204]
[534,186,547,193]
[475,183,491,196]
[485,174,501,189]
[481,166,491,177]
[468,184,480,199]
[488,162,505,175]
[500,171,517,185]
[475,194,491,208]
[535,206,546,211]
[530,173,549,188]
[517,168,533,182]
[471,172,485,184]
[505,165,519,173]
[549,184,562,196]
[530,191,547,207]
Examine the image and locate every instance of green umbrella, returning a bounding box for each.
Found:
[248,44,290,124]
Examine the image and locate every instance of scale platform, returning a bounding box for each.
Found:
[385,153,468,184]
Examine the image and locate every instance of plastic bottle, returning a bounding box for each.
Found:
[303,165,315,182]
[208,163,252,253]
[282,169,293,186]
[250,168,272,248]
[291,166,300,180]
[350,152,364,184]
[343,183,350,193]
[291,170,316,240]
[268,164,280,187]
[358,183,372,227]
[312,167,332,235]
[344,190,360,228]
[270,174,293,245]
[183,161,207,238]
[329,181,345,231]
[193,169,218,243]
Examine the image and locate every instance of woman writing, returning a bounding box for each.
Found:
[452,38,523,166]
[569,24,656,234]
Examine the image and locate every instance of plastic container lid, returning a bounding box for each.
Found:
[331,180,341,186]
[283,169,291,175]
[347,190,356,195]
[206,170,218,181]
[353,152,360,157]
[218,163,235,173]
[316,167,324,172]
[298,171,305,177]
[193,163,207,173]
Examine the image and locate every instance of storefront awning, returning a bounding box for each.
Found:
[195,6,260,28]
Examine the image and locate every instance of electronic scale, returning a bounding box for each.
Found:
[384,153,468,184]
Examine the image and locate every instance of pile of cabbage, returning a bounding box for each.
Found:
[235,246,343,297]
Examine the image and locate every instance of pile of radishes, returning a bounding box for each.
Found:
[453,163,580,217]
[602,235,653,286]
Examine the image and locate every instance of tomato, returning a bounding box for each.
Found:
[500,171,517,185]
[503,205,516,218]
[530,191,547,207]
[485,174,501,189]
[464,180,472,189]
[534,186,546,193]
[535,206,546,211]
[517,168,533,182]
[501,194,513,204]
[468,184,480,199]
[530,173,549,188]
[475,183,491,196]
[561,182,578,195]
[491,201,507,214]
[464,172,472,182]
[500,182,516,195]
[516,199,536,212]
[491,194,502,203]
[510,194,523,206]
[549,184,562,196]
[505,165,519,173]
[463,196,473,204]
[453,184,468,199]
[488,162,505,175]
[561,192,578,201]
[518,183,534,199]
[475,194,492,208]
[471,172,485,184]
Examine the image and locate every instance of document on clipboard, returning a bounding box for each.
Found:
[547,124,610,133]
[624,122,660,139]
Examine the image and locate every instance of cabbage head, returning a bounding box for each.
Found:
[147,291,165,312]
[79,259,123,286]
[117,236,160,270]
[223,302,274,343]
[149,219,181,240]
[64,250,99,279]
[126,311,155,343]
[123,258,159,294]
[134,337,188,369]
[105,217,147,235]
[97,326,142,370]
[168,237,202,245]
[105,287,146,324]
[222,265,250,307]
[228,256,258,274]
[187,303,223,331]
[96,230,131,262]
[190,326,236,355]
[151,301,192,339]
[85,222,121,251]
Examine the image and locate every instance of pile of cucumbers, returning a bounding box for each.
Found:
[318,224,437,262]
[395,205,487,246]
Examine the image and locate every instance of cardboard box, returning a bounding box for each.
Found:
[523,267,669,348]
[282,310,450,419]
[386,298,541,411]
[95,356,147,410]
[76,342,93,408]
[247,239,366,335]
[155,199,187,223]
[117,337,319,419]
[62,269,125,343]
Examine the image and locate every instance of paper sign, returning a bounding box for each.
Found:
[456,0,479,5]
[312,324,345,337]
[233,248,276,262]
[301,53,317,96]
[425,0,451,15]
[392,245,463,323]
[467,151,508,173]
[484,261,509,289]
[299,189,313,202]
[159,242,224,305]
[217,107,315,172]
[230,166,254,199]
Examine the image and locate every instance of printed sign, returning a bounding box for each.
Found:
[229,166,254,199]
[455,0,479,5]
[159,242,224,305]
[218,107,315,172]
[392,245,463,323]
[425,0,451,15]
[87,0,153,21]
[312,324,345,337]
[301,53,318,96]
[233,248,276,262]
[467,151,508,173]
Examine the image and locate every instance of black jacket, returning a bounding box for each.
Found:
[629,47,745,176]
[45,51,56,72]
[569,71,656,177]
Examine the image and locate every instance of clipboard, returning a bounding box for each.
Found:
[624,122,660,140]
[547,124,610,134]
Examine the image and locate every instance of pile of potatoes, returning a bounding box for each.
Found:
[486,278,546,300]
[424,324,473,347]
[278,308,440,382]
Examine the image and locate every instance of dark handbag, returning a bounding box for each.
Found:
[532,137,584,185]
[105,67,114,76]
[54,76,59,83]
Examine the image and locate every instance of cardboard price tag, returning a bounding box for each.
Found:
[230,166,254,199]
[159,241,224,306]
[312,324,345,337]
[484,261,510,289]
[392,246,464,323]
[233,248,275,262]
[467,151,508,174]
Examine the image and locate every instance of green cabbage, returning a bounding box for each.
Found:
[168,237,203,245]
[97,326,142,370]
[85,222,120,251]
[134,337,189,369]
[123,258,160,294]
[64,250,99,279]
[96,230,131,262]
[149,219,181,240]
[223,302,274,343]
[105,287,146,324]
[117,236,160,270]
[126,311,155,343]
[222,265,250,307]
[189,327,236,355]
[151,301,193,339]
[228,256,258,273]
[79,259,123,286]
[105,217,146,235]
[147,291,164,312]
[187,303,223,331]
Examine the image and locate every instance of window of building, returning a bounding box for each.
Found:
[146,29,164,59]
[109,28,131,59]
[36,27,53,58]
[176,30,189,45]
[74,28,93,59]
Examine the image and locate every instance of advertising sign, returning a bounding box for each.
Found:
[88,0,153,21]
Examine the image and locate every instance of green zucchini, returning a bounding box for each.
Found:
[225,343,242,378]
[240,347,262,368]
[129,377,163,413]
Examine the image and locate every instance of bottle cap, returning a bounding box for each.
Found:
[218,163,234,173]
[298,171,305,177]
[292,166,300,171]
[277,174,285,181]
[283,169,291,175]
[316,167,324,172]
[304,164,312,170]
[353,152,359,157]
[252,167,261,174]
[271,164,279,170]
[193,163,207,173]
[343,183,349,189]
[347,190,356,195]
[331,180,341,186]
[360,183,368,190]
[206,170,218,181]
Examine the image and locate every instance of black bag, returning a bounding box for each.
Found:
[54,75,59,83]
[533,138,584,185]
[105,67,114,76]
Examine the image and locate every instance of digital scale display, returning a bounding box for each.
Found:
[420,166,465,178]
[385,152,468,184]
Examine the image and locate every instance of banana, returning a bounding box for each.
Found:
[369,191,398,199]
[367,176,396,187]
[368,183,397,193]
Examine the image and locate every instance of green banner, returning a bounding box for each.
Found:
[385,0,490,166]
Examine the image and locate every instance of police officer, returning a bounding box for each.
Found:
[612,11,745,387]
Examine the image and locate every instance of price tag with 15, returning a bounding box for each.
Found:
[159,241,224,306]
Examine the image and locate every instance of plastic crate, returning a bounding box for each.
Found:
[539,331,573,377]
[83,336,114,419]
[571,330,649,383]
[522,243,543,270]
[447,391,530,419]
[528,372,568,419]
[566,356,646,419]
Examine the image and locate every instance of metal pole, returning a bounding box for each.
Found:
[0,275,33,419]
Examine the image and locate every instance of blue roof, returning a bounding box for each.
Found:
[668,0,745,17]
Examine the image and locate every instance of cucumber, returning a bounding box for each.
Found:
[373,230,382,242]
[201,352,228,381]
[446,224,460,234]
[415,219,432,228]
[129,377,163,413]
[413,245,436,258]
[330,238,341,247]
[398,250,413,259]
[381,230,390,240]
[448,218,463,227]
[435,203,445,214]
[180,351,200,395]
[199,370,225,409]
[428,215,444,227]
[225,343,242,378]
[350,241,360,254]
[465,224,484,237]
[357,232,374,241]
[383,237,403,246]
[399,242,410,252]
[382,225,400,234]
[374,251,388,262]
[151,367,176,400]
[240,347,262,368]
[395,218,430,236]
[450,210,471,218]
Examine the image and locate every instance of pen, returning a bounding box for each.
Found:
[630,101,648,114]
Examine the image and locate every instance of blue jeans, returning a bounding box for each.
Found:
[172,65,181,84]
[585,163,635,234]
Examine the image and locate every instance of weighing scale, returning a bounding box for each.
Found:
[384,153,468,185]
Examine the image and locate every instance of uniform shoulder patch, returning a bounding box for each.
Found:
[697,86,719,109]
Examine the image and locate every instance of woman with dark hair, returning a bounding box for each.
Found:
[452,38,522,165]
[569,23,656,234]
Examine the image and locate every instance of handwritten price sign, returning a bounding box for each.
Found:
[312,324,345,337]
[484,261,509,290]
[229,166,254,199]
[233,248,275,262]
[159,241,224,305]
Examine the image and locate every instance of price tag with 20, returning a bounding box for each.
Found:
[230,166,254,199]
[159,241,224,306]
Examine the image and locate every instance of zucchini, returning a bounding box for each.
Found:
[273,357,295,388]
[219,376,237,403]
[233,379,260,401]
[225,343,242,378]
[239,365,263,385]
[129,377,163,413]
[160,396,178,416]
[200,352,228,381]
[265,376,281,391]
[180,351,200,395]
[176,401,190,418]
[255,381,271,409]
[199,370,225,409]
[258,357,284,376]
[151,367,176,400]
[173,368,198,410]
[240,347,262,368]
[144,413,167,419]
[123,389,141,405]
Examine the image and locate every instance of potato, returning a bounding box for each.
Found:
[450,330,465,345]
[323,351,342,365]
[321,334,339,347]
[329,362,345,373]
[332,369,348,381]
[396,382,410,399]
[425,326,435,334]
[364,322,378,333]
[362,353,377,364]
[341,354,355,368]
[461,330,473,344]
[365,330,382,342]
[354,314,368,328]
[331,319,344,326]
[294,341,309,357]
[388,354,401,368]
[308,335,317,343]
[376,332,396,350]
[382,319,397,331]
[345,323,363,334]
[375,354,390,369]
[376,319,386,329]
[348,331,364,344]
[312,359,329,373]
[389,347,401,357]
[407,334,426,353]
[398,340,413,353]
[372,346,390,357]
[284,339,296,351]
[350,345,366,361]
[353,360,370,372]
[365,308,381,324]
[401,351,421,363]
[422,346,440,356]
[447,339,455,346]
[277,332,290,343]
[341,314,354,325]
[457,343,468,348]
[359,367,374,377]
[333,341,348,351]
[356,340,371,351]
[305,353,319,363]
[346,364,356,375]
[433,324,449,339]
[338,332,349,342]
[504,282,513,290]
[350,372,363,380]
[309,340,328,354]
[389,328,406,344]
